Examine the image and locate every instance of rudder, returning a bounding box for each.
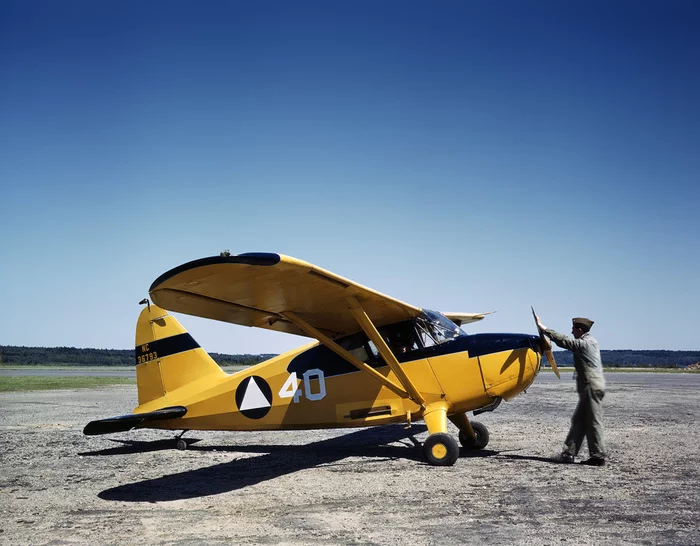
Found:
[134,303,226,407]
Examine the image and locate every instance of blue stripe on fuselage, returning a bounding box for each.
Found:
[287,333,540,378]
[425,333,540,359]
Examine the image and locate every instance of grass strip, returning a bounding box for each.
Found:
[0,376,136,392]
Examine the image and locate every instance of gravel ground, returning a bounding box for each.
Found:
[1,372,698,545]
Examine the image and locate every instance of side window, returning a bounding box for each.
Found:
[288,330,385,377]
[338,332,380,364]
[419,310,466,346]
[415,318,438,348]
[367,340,380,360]
[349,345,368,362]
[380,322,420,356]
[432,322,457,343]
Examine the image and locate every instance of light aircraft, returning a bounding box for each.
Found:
[84,252,558,466]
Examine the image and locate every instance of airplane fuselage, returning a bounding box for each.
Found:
[135,309,541,432]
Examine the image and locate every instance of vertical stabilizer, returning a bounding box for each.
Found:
[134,303,226,407]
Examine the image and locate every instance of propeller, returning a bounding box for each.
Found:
[531,307,560,379]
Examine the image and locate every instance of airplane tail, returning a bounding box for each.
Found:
[134,303,227,408]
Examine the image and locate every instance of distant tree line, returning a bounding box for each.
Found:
[1,345,698,368]
[545,350,700,368]
[0,346,276,367]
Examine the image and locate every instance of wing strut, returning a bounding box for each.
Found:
[282,311,410,399]
[345,296,426,406]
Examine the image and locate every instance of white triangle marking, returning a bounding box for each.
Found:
[239,378,270,411]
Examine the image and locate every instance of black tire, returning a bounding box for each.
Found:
[459,421,490,449]
[423,433,459,466]
[176,438,187,451]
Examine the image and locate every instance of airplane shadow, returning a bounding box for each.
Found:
[93,424,485,502]
[79,438,203,456]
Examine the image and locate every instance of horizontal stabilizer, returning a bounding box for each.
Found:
[83,406,187,436]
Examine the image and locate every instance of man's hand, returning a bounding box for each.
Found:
[535,314,547,332]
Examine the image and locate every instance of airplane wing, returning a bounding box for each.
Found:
[149,253,423,338]
[442,312,493,326]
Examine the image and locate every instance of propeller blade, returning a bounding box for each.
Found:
[531,307,560,379]
[545,348,560,379]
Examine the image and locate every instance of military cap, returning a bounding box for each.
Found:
[572,317,594,329]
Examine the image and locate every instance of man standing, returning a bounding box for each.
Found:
[535,315,607,466]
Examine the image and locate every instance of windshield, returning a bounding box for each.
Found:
[415,309,467,348]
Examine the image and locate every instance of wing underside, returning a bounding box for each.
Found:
[148,253,423,338]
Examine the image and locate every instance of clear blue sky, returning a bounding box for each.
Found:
[1,1,698,354]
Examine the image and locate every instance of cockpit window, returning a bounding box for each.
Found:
[379,321,420,356]
[415,310,466,347]
[337,332,380,364]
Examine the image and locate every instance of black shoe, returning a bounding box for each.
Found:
[580,457,605,466]
[554,452,575,464]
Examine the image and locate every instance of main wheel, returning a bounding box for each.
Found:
[459,421,490,449]
[423,433,459,466]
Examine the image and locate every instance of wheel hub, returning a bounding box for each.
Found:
[431,443,447,459]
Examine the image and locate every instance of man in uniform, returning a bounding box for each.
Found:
[535,315,606,466]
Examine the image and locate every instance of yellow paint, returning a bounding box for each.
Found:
[426,352,494,414]
[78,249,564,472]
[283,310,409,398]
[422,401,452,434]
[449,412,475,440]
[90,253,548,469]
[149,254,424,339]
[345,296,426,405]
[127,302,542,438]
[134,304,226,410]
[431,443,447,459]
[478,349,538,400]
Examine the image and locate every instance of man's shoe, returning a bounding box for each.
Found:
[580,457,605,466]
[553,452,575,464]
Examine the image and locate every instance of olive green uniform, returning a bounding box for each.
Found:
[545,329,606,460]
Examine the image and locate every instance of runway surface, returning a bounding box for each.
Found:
[2,371,698,544]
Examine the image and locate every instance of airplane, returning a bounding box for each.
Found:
[84,252,558,466]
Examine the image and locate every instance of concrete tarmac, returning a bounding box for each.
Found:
[2,372,698,545]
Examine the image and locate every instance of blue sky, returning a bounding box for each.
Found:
[1,1,698,354]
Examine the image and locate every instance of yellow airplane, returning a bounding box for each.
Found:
[84,252,558,466]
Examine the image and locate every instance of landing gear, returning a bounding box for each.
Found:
[459,421,489,450]
[422,404,488,465]
[174,430,189,450]
[421,403,460,466]
[423,433,460,466]
[449,412,490,450]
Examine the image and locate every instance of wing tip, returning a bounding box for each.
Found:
[149,253,281,292]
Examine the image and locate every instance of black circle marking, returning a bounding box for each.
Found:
[235,375,273,419]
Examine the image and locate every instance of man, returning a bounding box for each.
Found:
[535,315,606,466]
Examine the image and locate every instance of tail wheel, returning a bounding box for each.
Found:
[423,433,459,466]
[459,421,490,449]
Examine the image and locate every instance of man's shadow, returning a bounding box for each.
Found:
[498,453,566,464]
[84,424,498,502]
